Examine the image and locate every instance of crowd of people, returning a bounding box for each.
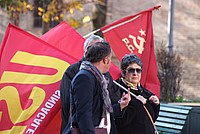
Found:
[60,34,160,134]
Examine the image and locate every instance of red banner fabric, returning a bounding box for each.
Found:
[41,22,121,80]
[40,22,120,133]
[41,22,85,61]
[0,24,77,134]
[101,6,160,97]
[40,22,84,134]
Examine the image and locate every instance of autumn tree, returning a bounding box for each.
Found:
[35,0,103,33]
[1,0,104,33]
[0,0,33,26]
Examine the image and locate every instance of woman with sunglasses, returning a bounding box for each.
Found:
[114,54,160,134]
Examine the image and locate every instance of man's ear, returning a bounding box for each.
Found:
[102,58,106,64]
[103,57,109,64]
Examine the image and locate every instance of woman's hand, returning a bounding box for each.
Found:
[136,95,147,105]
[149,95,160,105]
[119,88,131,110]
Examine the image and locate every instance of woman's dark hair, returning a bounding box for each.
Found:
[121,54,143,74]
[85,42,111,63]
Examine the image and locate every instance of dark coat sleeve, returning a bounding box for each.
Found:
[72,72,96,134]
[60,62,80,132]
[104,72,124,118]
[143,88,160,122]
[152,103,160,122]
[115,97,144,128]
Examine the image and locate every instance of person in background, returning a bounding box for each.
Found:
[114,54,160,134]
[60,35,130,134]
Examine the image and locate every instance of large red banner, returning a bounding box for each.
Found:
[41,22,85,61]
[0,24,77,134]
[41,22,121,80]
[40,22,85,134]
[40,22,120,133]
[101,6,160,97]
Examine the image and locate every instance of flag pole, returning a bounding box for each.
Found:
[83,28,101,38]
[83,5,161,39]
[113,80,137,98]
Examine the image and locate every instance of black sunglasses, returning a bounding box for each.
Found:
[126,68,142,74]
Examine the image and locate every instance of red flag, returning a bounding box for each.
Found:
[41,22,85,60]
[41,21,121,80]
[40,22,83,134]
[40,21,121,133]
[0,24,77,134]
[39,21,120,133]
[101,6,160,97]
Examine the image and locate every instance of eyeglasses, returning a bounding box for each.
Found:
[126,68,142,74]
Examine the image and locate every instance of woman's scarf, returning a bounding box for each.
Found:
[80,61,113,113]
[121,77,138,90]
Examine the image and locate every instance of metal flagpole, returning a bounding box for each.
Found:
[168,0,174,57]
[113,80,137,98]
[83,29,101,38]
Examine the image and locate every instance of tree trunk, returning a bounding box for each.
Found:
[92,0,107,37]
[42,22,50,34]
[13,11,20,26]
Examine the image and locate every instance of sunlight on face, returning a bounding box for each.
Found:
[124,63,142,85]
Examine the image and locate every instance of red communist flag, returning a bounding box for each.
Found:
[101,6,161,97]
[0,24,77,134]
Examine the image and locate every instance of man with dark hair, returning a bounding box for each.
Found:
[60,35,130,134]
[63,42,128,134]
[60,35,105,133]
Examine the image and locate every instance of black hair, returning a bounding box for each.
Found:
[85,42,111,63]
[121,54,143,75]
